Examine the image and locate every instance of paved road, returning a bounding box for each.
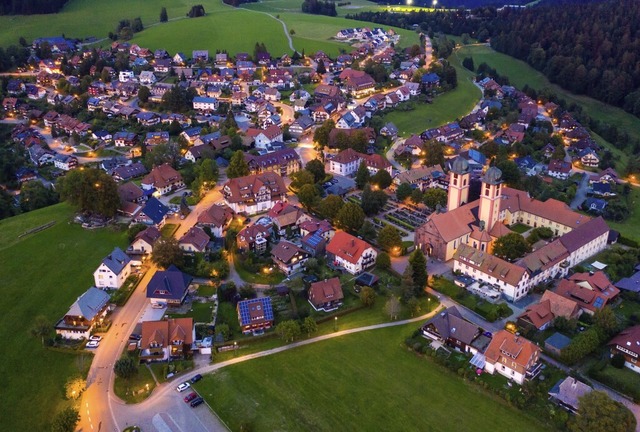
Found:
[570,172,590,210]
[385,137,406,172]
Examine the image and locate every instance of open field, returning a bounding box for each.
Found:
[195,324,548,432]
[606,186,640,241]
[0,203,126,431]
[382,52,481,135]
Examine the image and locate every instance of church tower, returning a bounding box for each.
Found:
[478,166,503,232]
[447,156,470,211]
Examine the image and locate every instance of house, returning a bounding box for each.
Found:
[344,72,376,98]
[237,223,271,253]
[139,71,157,85]
[146,265,193,305]
[141,163,184,196]
[139,318,194,362]
[245,148,302,177]
[127,226,161,256]
[137,111,160,127]
[591,182,615,197]
[548,377,592,414]
[555,271,619,315]
[29,146,55,166]
[421,73,440,89]
[271,240,310,275]
[548,159,572,180]
[118,182,146,204]
[326,231,377,275]
[608,325,640,374]
[113,162,147,183]
[178,226,210,253]
[583,197,607,214]
[289,115,314,137]
[237,297,274,334]
[264,88,281,101]
[145,131,170,147]
[301,232,327,257]
[54,154,78,171]
[268,202,312,237]
[380,122,398,138]
[615,265,640,293]
[579,148,599,167]
[93,247,132,289]
[192,96,219,112]
[15,167,37,183]
[222,172,287,215]
[114,131,138,147]
[197,204,235,237]
[544,332,572,356]
[308,277,344,312]
[421,307,489,354]
[483,330,541,385]
[517,290,581,331]
[134,197,170,227]
[329,148,362,177]
[246,125,283,150]
[55,287,111,340]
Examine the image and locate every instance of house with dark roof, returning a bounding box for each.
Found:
[544,332,572,356]
[113,162,147,182]
[221,172,287,215]
[146,265,193,305]
[93,247,132,289]
[178,226,210,253]
[55,287,111,339]
[421,307,489,354]
[615,265,640,293]
[548,377,592,413]
[608,325,640,374]
[237,297,274,334]
[271,240,310,275]
[547,159,572,180]
[134,197,170,227]
[245,148,301,178]
[308,277,344,312]
[140,318,194,362]
[583,197,607,214]
[128,226,161,257]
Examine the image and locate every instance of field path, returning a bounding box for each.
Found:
[236,6,296,52]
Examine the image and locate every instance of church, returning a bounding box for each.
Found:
[415,157,592,262]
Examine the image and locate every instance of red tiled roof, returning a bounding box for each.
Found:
[309,277,344,307]
[326,231,374,265]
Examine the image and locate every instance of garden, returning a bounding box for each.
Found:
[431,276,513,322]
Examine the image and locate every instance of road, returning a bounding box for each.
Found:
[570,172,590,210]
[385,137,406,172]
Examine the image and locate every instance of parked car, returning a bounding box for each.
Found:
[191,374,202,383]
[129,333,142,341]
[151,303,165,309]
[89,335,102,342]
[176,382,191,392]
[86,341,100,348]
[184,392,198,403]
[190,397,204,407]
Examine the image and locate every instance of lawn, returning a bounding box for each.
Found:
[509,223,531,234]
[382,52,481,135]
[233,253,286,285]
[606,186,640,242]
[195,324,549,432]
[196,283,217,297]
[160,223,179,238]
[0,203,127,431]
[167,301,215,323]
[114,361,157,404]
[430,276,512,322]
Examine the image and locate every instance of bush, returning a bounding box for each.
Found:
[618,236,639,248]
[611,353,626,369]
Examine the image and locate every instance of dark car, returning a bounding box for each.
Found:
[184,392,198,403]
[129,333,142,341]
[190,397,204,407]
[191,374,203,384]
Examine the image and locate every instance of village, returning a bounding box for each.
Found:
[2,25,640,432]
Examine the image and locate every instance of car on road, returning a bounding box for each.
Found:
[129,333,142,341]
[86,341,100,348]
[89,335,102,342]
[191,374,202,383]
[151,303,165,309]
[176,382,191,392]
[190,397,204,407]
[184,392,198,403]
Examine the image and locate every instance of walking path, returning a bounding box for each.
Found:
[239,8,296,52]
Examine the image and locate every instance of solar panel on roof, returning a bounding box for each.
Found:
[593,297,605,309]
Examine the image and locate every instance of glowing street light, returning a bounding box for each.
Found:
[432,0,438,7]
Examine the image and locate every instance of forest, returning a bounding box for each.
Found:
[301,0,337,17]
[0,0,68,15]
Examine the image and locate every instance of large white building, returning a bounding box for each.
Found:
[326,231,377,275]
[93,247,132,289]
[222,172,287,215]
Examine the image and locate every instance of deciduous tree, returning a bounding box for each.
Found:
[318,195,344,220]
[359,286,376,308]
[492,233,531,261]
[302,316,318,336]
[377,225,402,253]
[396,182,412,201]
[50,407,80,432]
[335,202,365,232]
[568,391,636,432]
[385,297,401,320]
[227,150,249,178]
[152,237,184,268]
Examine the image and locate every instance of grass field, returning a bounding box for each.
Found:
[0,203,127,431]
[195,324,548,432]
[606,186,640,241]
[382,52,481,135]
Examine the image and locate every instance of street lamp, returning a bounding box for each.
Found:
[334,316,338,332]
[432,0,438,7]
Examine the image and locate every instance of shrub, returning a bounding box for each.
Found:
[611,353,626,369]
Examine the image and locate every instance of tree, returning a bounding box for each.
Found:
[290,169,315,191]
[377,225,402,253]
[316,58,326,74]
[302,316,318,336]
[51,407,80,432]
[423,188,447,209]
[371,169,392,190]
[462,56,474,71]
[385,297,401,320]
[335,202,365,232]
[317,195,344,220]
[410,189,423,205]
[396,182,412,201]
[138,85,150,103]
[276,320,301,342]
[227,150,249,178]
[144,142,181,169]
[57,168,120,217]
[313,119,334,149]
[114,356,138,380]
[305,159,325,183]
[355,161,370,189]
[611,353,626,369]
[239,284,257,299]
[423,140,445,167]
[215,323,230,341]
[594,307,620,337]
[568,391,636,432]
[407,296,421,317]
[19,181,58,212]
[492,233,531,261]
[361,184,388,216]
[297,184,320,209]
[358,220,377,241]
[160,7,168,22]
[408,248,428,295]
[65,377,86,400]
[152,237,184,268]
[30,315,51,347]
[359,286,376,308]
[376,251,391,270]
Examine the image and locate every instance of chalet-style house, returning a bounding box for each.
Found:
[139,318,194,362]
[146,265,193,305]
[197,204,235,237]
[421,307,490,354]
[127,226,161,258]
[271,240,310,275]
[246,125,283,150]
[222,172,287,215]
[55,287,111,340]
[141,163,184,196]
[236,223,271,253]
[608,325,640,374]
[326,231,377,275]
[237,297,274,335]
[482,330,541,385]
[178,226,210,254]
[93,247,132,289]
[517,290,581,331]
[308,277,344,312]
[328,148,392,177]
[245,148,302,177]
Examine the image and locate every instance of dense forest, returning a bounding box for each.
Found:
[301,0,337,17]
[364,0,529,7]
[0,0,68,15]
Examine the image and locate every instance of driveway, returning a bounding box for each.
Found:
[570,172,590,209]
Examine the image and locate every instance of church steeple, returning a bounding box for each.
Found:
[479,166,503,232]
[447,156,470,211]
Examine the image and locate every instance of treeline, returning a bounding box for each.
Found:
[301,0,337,17]
[0,0,68,15]
[222,0,257,6]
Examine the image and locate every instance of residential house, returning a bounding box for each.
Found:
[326,231,377,275]
[146,265,193,305]
[246,125,283,150]
[55,287,111,340]
[114,131,138,147]
[579,148,599,167]
[343,72,376,98]
[271,240,310,275]
[548,159,572,180]
[583,197,607,214]
[192,96,219,112]
[421,73,440,89]
[301,232,327,257]
[118,182,146,204]
[237,223,271,253]
[53,154,78,171]
[608,325,640,374]
[113,162,147,183]
[421,306,489,354]
[29,146,55,166]
[141,163,184,196]
[178,226,210,254]
[308,277,344,312]
[483,330,541,385]
[145,131,170,147]
[127,226,161,256]
[548,377,593,414]
[93,247,132,289]
[139,318,194,362]
[222,172,287,215]
[555,271,619,315]
[245,148,301,177]
[237,297,274,334]
[517,290,581,331]
[197,204,235,237]
[545,332,572,356]
[591,182,616,197]
[268,202,312,238]
[133,197,170,227]
[289,115,314,137]
[329,148,362,177]
[380,122,398,139]
[139,71,157,85]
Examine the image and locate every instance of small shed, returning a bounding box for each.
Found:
[545,332,572,356]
